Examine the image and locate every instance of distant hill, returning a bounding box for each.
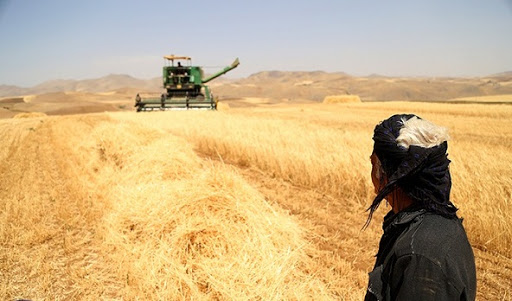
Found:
[487,71,512,82]
[0,74,161,97]
[0,84,28,97]
[489,71,512,77]
[2,71,512,102]
[214,71,512,101]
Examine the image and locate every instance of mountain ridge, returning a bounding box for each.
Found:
[2,71,512,101]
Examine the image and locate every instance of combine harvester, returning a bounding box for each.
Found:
[135,55,239,111]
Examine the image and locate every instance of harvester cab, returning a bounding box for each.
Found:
[135,55,239,111]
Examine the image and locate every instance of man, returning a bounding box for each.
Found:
[365,114,476,300]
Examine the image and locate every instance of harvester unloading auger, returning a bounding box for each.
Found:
[135,55,239,111]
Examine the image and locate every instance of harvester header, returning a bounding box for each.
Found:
[135,55,239,111]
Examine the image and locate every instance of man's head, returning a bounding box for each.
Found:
[366,114,457,226]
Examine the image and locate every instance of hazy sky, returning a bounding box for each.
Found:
[1,0,511,87]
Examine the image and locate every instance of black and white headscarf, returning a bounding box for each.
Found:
[367,114,458,224]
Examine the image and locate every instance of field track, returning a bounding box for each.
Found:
[1,103,511,299]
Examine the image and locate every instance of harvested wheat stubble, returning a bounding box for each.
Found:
[102,164,334,299]
[112,104,512,299]
[0,115,334,300]
[92,118,334,299]
[3,101,512,300]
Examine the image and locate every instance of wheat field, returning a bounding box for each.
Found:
[1,101,511,300]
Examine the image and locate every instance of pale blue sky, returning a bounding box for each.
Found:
[1,0,511,87]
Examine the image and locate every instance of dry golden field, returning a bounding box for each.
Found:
[450,94,512,103]
[1,101,511,300]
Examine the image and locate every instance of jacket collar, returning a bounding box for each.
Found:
[383,206,426,232]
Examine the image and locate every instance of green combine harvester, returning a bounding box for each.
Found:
[135,55,239,111]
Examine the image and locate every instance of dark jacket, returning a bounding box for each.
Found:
[365,208,476,300]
